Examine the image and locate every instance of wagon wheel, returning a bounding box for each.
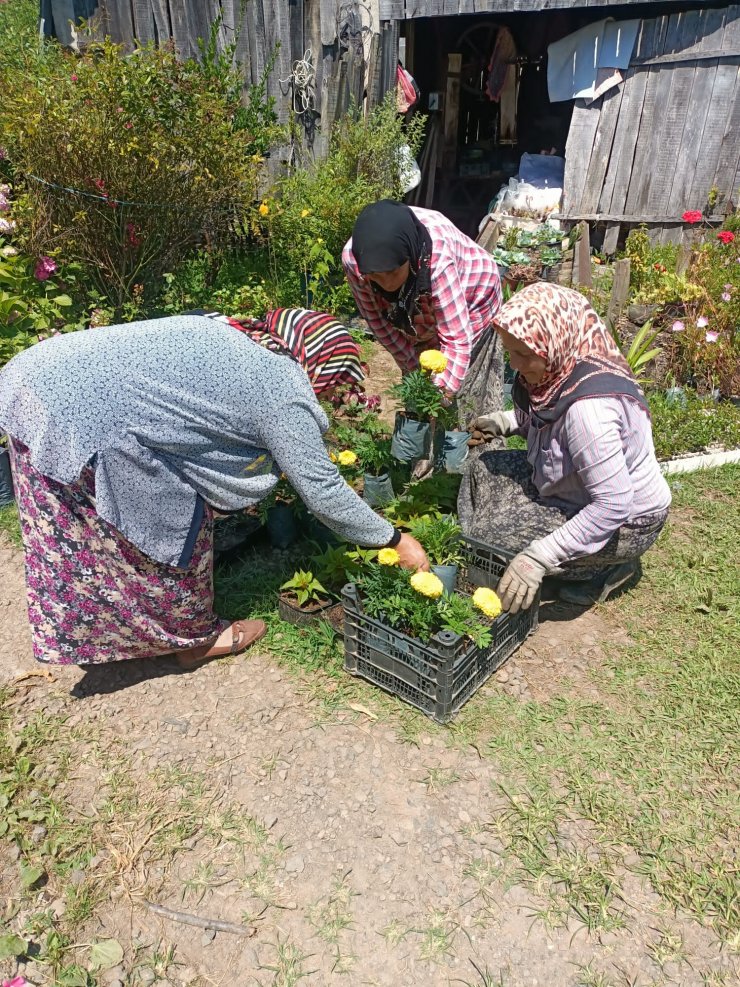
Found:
[454,22,501,97]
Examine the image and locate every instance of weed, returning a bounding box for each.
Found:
[261,937,315,986]
[417,908,457,963]
[379,919,410,947]
[420,765,460,795]
[0,503,21,546]
[647,928,687,968]
[573,962,616,987]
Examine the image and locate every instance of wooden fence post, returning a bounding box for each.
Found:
[574,221,592,289]
[606,258,631,331]
[442,53,462,172]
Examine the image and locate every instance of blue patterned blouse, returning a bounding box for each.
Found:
[0,316,393,565]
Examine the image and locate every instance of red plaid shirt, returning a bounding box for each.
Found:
[342,207,502,393]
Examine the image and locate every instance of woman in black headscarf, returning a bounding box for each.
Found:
[342,200,505,431]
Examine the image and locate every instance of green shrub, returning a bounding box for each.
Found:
[0,34,273,311]
[260,94,426,314]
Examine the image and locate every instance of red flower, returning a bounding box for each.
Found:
[682,210,703,224]
[717,230,735,245]
[653,262,666,273]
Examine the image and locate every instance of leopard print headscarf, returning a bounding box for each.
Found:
[493,282,633,409]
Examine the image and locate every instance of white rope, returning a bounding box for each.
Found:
[280,49,316,116]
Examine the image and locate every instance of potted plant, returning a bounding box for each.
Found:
[389,351,447,462]
[259,477,304,549]
[435,404,470,475]
[353,433,395,507]
[408,514,465,594]
[279,569,334,626]
[0,433,14,508]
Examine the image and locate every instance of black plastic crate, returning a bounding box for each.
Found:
[342,537,539,723]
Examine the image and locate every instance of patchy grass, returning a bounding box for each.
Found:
[0,502,21,547]
[451,465,740,940]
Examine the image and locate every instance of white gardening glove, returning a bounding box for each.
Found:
[498,548,549,614]
[468,410,517,446]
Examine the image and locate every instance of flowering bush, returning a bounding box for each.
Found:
[356,561,492,646]
[0,37,270,311]
[0,237,74,365]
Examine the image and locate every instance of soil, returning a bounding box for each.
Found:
[0,533,732,987]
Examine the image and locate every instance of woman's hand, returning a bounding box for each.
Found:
[467,410,515,446]
[395,533,431,571]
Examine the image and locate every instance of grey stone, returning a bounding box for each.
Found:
[201,928,216,946]
[284,854,305,874]
[138,969,156,986]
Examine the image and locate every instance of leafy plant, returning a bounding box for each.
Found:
[391,369,445,420]
[613,320,662,380]
[280,569,328,607]
[648,391,740,459]
[383,474,461,527]
[407,514,464,567]
[308,545,361,594]
[355,563,491,645]
[353,432,393,476]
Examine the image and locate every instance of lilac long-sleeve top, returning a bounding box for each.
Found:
[505,396,671,568]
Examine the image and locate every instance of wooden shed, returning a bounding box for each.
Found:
[42,1,740,244]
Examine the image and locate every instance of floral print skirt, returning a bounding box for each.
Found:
[459,449,669,580]
[9,440,223,665]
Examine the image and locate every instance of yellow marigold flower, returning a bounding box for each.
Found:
[419,349,448,374]
[258,202,270,217]
[410,571,444,599]
[377,548,400,567]
[472,587,502,619]
[337,450,358,466]
[329,452,337,462]
[301,209,311,218]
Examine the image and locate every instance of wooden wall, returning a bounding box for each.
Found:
[380,0,669,17]
[562,5,740,243]
[43,0,383,161]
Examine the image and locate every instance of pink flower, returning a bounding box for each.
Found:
[0,194,9,212]
[124,121,133,130]
[721,292,731,302]
[116,106,124,113]
[70,74,78,82]
[717,230,735,245]
[671,320,685,333]
[0,147,7,160]
[705,330,719,343]
[725,283,733,291]
[0,218,16,233]
[682,210,703,224]
[696,316,709,328]
[3,977,28,987]
[34,256,57,281]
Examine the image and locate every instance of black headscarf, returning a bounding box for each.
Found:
[351,200,433,333]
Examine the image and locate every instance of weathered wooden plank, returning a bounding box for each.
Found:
[321,0,337,46]
[148,0,172,45]
[573,221,592,289]
[557,212,727,223]
[605,258,630,329]
[131,0,155,43]
[625,10,688,216]
[289,0,305,67]
[712,70,740,207]
[668,6,728,213]
[688,62,738,210]
[597,15,663,216]
[602,222,620,257]
[105,0,135,46]
[642,9,703,215]
[168,0,193,58]
[562,101,600,216]
[442,53,461,172]
[579,85,624,215]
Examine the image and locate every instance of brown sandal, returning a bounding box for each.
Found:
[175,619,267,671]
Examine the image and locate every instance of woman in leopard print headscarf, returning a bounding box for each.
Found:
[460,282,671,611]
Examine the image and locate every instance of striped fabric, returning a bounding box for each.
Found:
[229,308,364,397]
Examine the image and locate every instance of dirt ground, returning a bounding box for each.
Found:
[0,531,731,987]
[0,349,734,985]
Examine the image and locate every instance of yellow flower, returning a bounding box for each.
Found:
[472,587,502,619]
[337,450,358,466]
[419,349,448,375]
[301,209,311,218]
[258,202,270,217]
[377,548,401,567]
[410,571,444,599]
[329,452,337,462]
